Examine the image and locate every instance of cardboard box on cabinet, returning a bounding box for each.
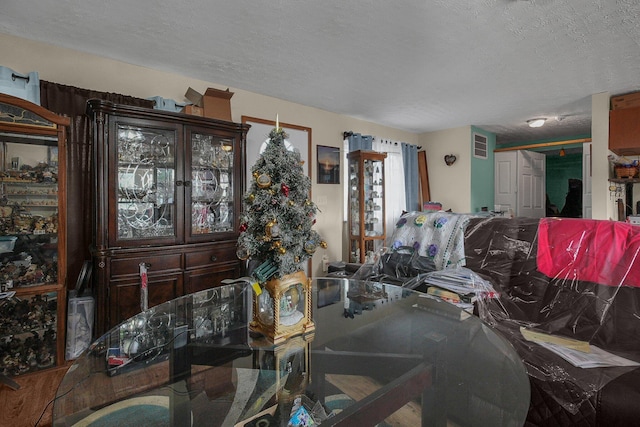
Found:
[184,87,233,121]
[181,105,204,116]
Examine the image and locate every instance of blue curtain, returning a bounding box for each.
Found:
[347,132,373,151]
[402,143,419,211]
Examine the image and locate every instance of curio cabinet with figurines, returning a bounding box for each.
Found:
[0,93,68,377]
[347,150,387,263]
[88,100,249,335]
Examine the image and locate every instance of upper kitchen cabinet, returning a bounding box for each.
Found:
[609,105,640,156]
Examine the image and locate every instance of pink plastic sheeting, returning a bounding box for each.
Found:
[537,218,640,288]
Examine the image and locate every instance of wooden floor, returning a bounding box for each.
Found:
[327,373,422,426]
[0,365,69,427]
[326,374,460,427]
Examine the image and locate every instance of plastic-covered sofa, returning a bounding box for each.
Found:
[365,212,640,426]
[464,215,640,426]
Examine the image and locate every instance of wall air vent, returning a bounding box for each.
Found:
[473,133,488,159]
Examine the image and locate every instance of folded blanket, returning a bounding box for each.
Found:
[389,211,472,270]
[537,218,640,288]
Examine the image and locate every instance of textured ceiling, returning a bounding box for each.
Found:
[2,0,640,144]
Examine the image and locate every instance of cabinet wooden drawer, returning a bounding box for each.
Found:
[109,273,183,329]
[185,246,237,269]
[185,262,241,294]
[110,253,182,277]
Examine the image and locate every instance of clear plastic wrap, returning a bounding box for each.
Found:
[358,210,474,288]
[387,211,473,270]
[465,216,640,415]
[357,212,640,418]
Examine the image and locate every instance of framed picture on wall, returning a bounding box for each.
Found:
[241,116,311,188]
[317,145,340,184]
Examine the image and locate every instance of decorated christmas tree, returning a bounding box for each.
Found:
[237,125,326,281]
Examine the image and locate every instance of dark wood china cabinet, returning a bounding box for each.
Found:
[88,100,249,335]
[0,93,68,376]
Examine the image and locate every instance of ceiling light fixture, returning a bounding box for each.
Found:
[527,118,547,128]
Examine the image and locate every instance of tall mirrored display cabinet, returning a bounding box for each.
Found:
[88,100,249,334]
[0,94,68,376]
[347,150,387,264]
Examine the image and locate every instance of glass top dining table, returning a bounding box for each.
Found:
[53,277,530,427]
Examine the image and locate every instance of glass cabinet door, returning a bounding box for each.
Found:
[364,158,384,238]
[0,140,60,288]
[0,94,69,376]
[349,160,360,236]
[348,150,387,263]
[189,131,235,236]
[116,125,176,240]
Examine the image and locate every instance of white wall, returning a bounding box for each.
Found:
[590,92,613,220]
[419,126,472,213]
[420,95,613,220]
[0,32,419,274]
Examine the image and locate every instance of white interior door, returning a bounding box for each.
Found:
[517,150,546,218]
[582,143,592,218]
[495,150,546,218]
[494,151,517,214]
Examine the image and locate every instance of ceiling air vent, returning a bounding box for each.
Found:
[473,133,488,159]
